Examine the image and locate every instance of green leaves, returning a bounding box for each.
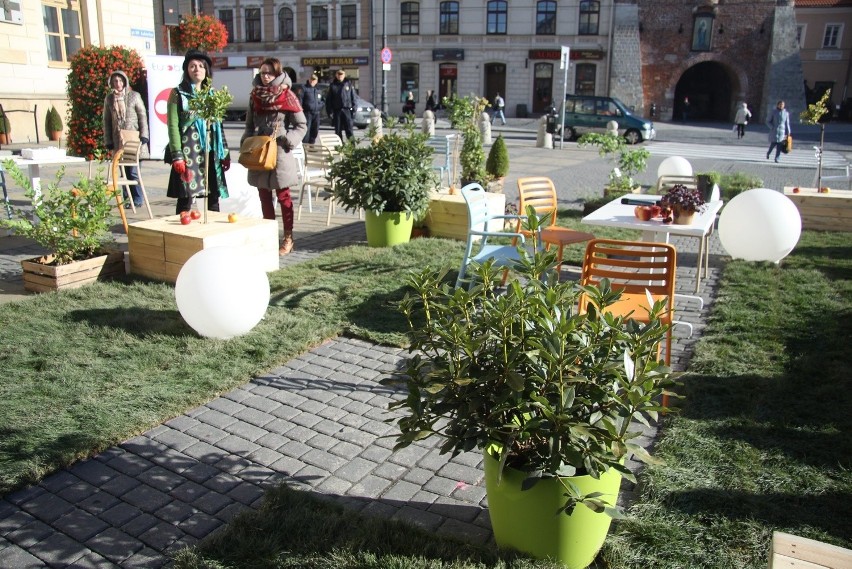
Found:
[388,214,678,516]
[0,160,115,264]
[187,80,234,124]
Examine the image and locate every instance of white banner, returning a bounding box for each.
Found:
[143,55,185,160]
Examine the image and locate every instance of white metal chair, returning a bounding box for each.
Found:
[318,133,343,150]
[298,143,337,225]
[0,160,11,220]
[655,174,698,193]
[107,140,152,219]
[425,134,455,188]
[456,182,526,289]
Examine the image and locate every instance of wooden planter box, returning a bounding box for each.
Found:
[783,187,852,232]
[21,250,126,293]
[127,212,279,283]
[425,191,506,241]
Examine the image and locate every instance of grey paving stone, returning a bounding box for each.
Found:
[192,491,234,516]
[5,519,54,548]
[392,505,445,531]
[181,512,224,539]
[437,462,484,486]
[138,521,184,551]
[150,428,198,452]
[121,436,171,460]
[169,480,208,504]
[192,408,238,430]
[100,474,142,498]
[348,475,393,499]
[38,470,80,493]
[85,527,144,564]
[20,492,74,524]
[105,453,154,478]
[215,434,261,457]
[0,509,36,537]
[202,472,242,494]
[227,483,265,506]
[121,512,160,538]
[334,457,377,483]
[0,543,48,568]
[78,490,120,516]
[148,447,197,474]
[180,463,220,485]
[163,415,198,433]
[181,441,227,465]
[101,502,144,527]
[5,485,47,507]
[122,546,165,568]
[54,507,110,542]
[154,501,196,524]
[223,420,269,443]
[67,550,119,568]
[136,466,186,493]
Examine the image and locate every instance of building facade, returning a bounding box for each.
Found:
[795,0,852,119]
[0,1,156,143]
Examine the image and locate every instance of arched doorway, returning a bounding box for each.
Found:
[484,62,506,111]
[674,61,735,121]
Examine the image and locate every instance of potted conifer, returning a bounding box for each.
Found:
[45,105,63,141]
[387,216,677,567]
[485,134,509,192]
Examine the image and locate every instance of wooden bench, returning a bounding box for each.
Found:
[783,187,852,232]
[768,531,852,568]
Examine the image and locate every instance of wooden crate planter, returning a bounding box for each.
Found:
[127,212,279,283]
[21,250,126,293]
[783,187,852,232]
[425,191,506,241]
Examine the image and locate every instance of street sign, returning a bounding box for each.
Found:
[381,47,393,64]
[560,46,570,70]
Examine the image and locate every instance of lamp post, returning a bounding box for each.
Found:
[381,0,388,114]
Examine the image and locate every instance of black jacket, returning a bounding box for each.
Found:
[325,79,355,113]
[295,83,321,114]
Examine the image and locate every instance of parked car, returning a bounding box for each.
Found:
[557,94,655,144]
[316,83,380,129]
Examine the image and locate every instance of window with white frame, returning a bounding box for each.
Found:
[578,0,599,36]
[401,2,419,35]
[823,24,842,48]
[279,7,294,41]
[218,9,235,42]
[440,2,459,35]
[796,24,805,48]
[245,8,261,42]
[487,0,507,35]
[341,4,356,39]
[312,5,329,40]
[536,1,556,35]
[43,0,84,63]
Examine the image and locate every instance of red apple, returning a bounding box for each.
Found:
[792,187,800,193]
[179,215,192,225]
[634,206,654,221]
[650,205,662,218]
[190,209,201,220]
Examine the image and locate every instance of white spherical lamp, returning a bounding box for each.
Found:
[657,156,693,178]
[718,188,801,262]
[175,246,270,339]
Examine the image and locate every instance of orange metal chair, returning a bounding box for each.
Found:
[515,177,595,273]
[579,238,677,405]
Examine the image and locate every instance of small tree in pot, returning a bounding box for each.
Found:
[329,123,438,247]
[485,134,509,192]
[386,217,677,567]
[45,105,64,141]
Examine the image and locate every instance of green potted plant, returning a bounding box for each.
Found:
[45,105,63,141]
[0,109,10,144]
[443,94,489,189]
[485,134,509,192]
[800,89,831,189]
[329,122,438,247]
[387,217,677,568]
[578,132,649,197]
[0,159,122,292]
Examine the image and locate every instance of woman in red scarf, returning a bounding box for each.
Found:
[241,58,306,255]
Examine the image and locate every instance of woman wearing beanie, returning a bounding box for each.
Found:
[165,49,231,214]
[241,57,306,255]
[102,70,148,208]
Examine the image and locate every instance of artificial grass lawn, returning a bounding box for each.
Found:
[175,229,852,568]
[0,212,630,495]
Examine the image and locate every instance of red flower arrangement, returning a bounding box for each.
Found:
[171,13,228,53]
[66,46,145,159]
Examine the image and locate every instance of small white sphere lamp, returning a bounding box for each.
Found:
[175,246,270,339]
[718,188,802,262]
[657,156,693,178]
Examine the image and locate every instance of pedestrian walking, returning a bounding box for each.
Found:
[165,50,231,215]
[424,90,437,113]
[242,57,307,256]
[733,101,752,139]
[294,73,321,144]
[402,91,416,118]
[102,70,148,208]
[765,100,791,163]
[492,93,506,125]
[325,69,355,141]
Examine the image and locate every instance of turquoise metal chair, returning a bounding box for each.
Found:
[456,183,526,288]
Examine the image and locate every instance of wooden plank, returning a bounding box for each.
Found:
[783,188,852,232]
[22,253,125,292]
[770,532,852,569]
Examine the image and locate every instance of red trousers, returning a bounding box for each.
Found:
[258,188,293,233]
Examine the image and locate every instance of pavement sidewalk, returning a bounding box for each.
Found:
[1,123,729,568]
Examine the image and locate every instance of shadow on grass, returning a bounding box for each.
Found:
[65,306,190,337]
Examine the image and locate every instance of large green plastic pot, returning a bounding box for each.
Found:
[483,450,621,568]
[364,210,414,247]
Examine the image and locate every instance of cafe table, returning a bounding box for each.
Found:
[10,153,87,200]
[581,194,724,294]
